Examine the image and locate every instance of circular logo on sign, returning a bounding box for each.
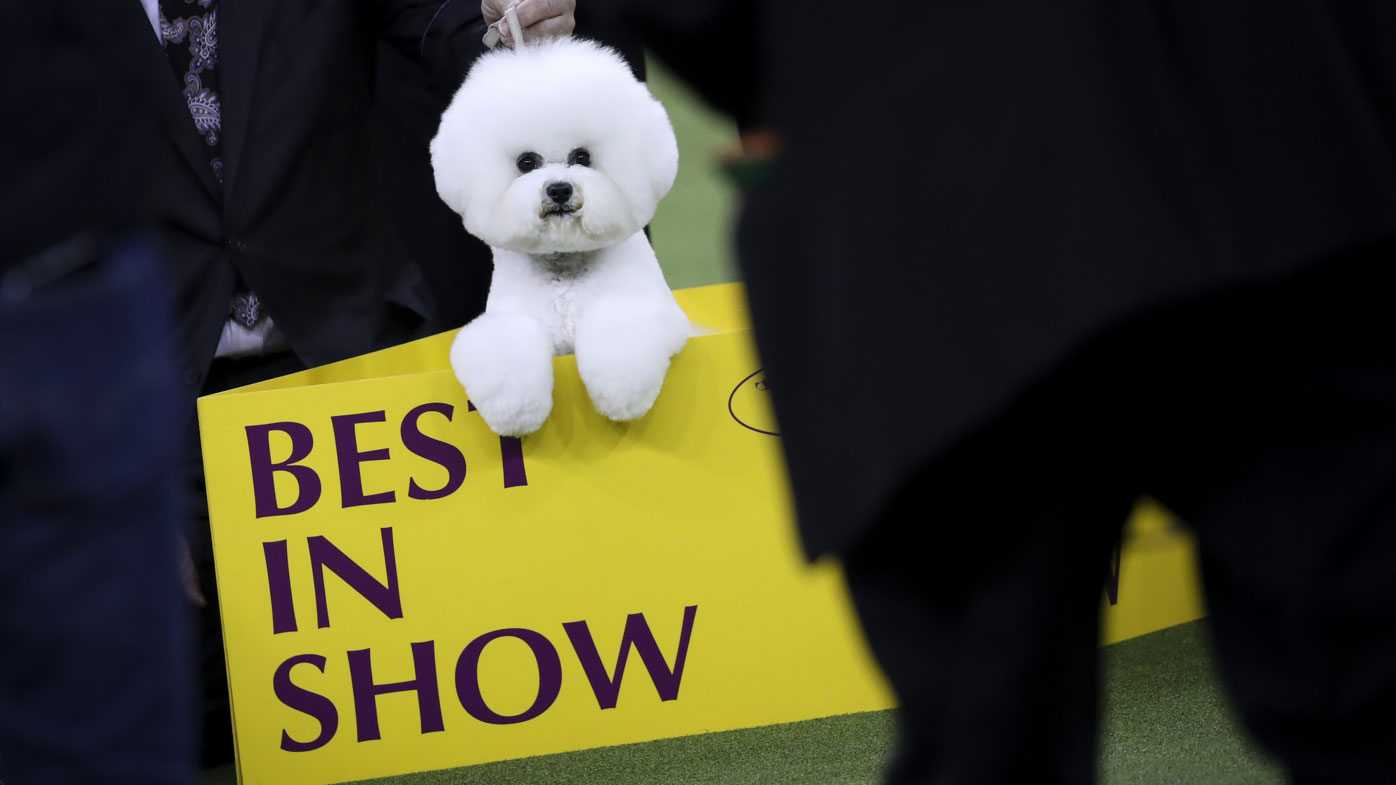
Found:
[728,369,779,436]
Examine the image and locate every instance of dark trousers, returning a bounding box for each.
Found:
[844,241,1396,785]
[0,240,195,784]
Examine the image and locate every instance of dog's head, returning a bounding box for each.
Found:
[431,38,678,255]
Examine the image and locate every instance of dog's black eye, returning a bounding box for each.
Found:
[567,148,591,167]
[516,152,542,173]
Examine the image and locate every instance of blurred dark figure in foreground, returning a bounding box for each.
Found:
[603,1,1396,783]
[0,3,195,783]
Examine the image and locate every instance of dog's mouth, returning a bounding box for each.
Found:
[539,202,583,220]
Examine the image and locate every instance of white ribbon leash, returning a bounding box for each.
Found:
[483,2,527,49]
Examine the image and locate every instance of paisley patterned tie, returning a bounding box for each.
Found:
[159,0,222,186]
[160,0,267,330]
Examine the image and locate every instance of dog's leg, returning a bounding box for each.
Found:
[574,296,690,422]
[450,311,555,436]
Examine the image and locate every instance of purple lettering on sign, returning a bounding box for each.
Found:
[468,401,529,488]
[309,527,402,629]
[246,421,322,518]
[401,402,467,500]
[563,605,698,710]
[455,628,562,724]
[331,411,396,508]
[274,654,339,752]
[347,641,445,742]
[500,435,528,488]
[263,540,298,634]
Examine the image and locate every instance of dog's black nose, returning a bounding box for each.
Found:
[546,181,574,204]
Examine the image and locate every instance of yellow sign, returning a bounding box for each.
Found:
[198,284,1203,785]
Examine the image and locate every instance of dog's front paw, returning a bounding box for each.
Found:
[578,353,670,422]
[450,313,554,436]
[471,385,553,437]
[574,300,688,423]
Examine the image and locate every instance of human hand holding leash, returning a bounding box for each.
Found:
[482,0,575,48]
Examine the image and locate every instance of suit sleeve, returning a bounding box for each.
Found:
[378,0,490,96]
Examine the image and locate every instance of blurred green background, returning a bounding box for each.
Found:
[646,62,742,290]
[201,61,1286,785]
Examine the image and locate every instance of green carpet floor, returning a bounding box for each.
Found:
[1098,623,1282,785]
[200,60,1285,785]
[202,621,1285,785]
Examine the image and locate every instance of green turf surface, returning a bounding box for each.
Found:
[344,712,897,785]
[202,621,1284,785]
[1098,622,1283,785]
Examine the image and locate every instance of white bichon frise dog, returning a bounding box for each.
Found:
[430,37,690,437]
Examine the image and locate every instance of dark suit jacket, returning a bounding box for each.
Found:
[130,0,491,391]
[604,0,1396,557]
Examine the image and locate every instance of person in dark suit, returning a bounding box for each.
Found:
[137,0,575,392]
[122,0,577,763]
[2,3,194,782]
[599,1,1396,782]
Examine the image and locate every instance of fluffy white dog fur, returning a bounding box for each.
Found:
[430,38,691,437]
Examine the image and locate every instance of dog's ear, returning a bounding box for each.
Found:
[430,106,474,219]
[430,48,516,223]
[640,96,680,204]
